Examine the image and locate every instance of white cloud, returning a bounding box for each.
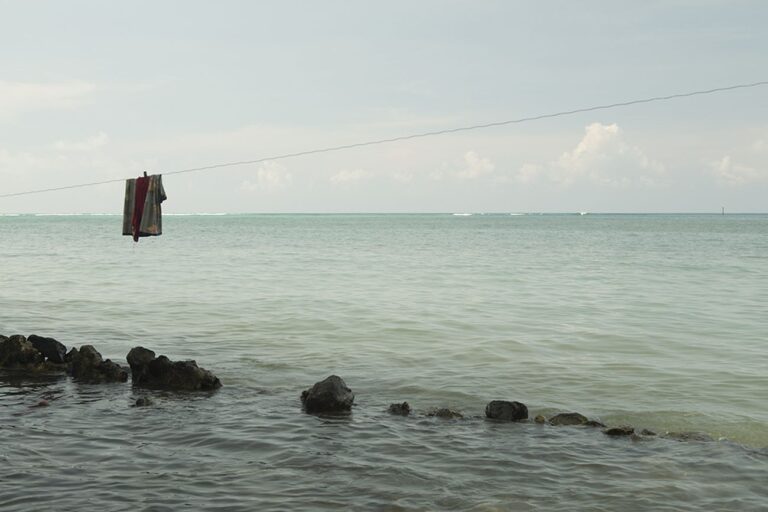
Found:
[455,150,495,179]
[516,123,664,187]
[330,168,373,184]
[240,161,292,192]
[0,81,96,115]
[711,155,766,185]
[53,132,109,152]
[392,171,414,183]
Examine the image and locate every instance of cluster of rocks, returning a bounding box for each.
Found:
[0,334,221,391]
[1,334,715,443]
[299,375,713,442]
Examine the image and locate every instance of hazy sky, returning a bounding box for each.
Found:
[1,1,766,213]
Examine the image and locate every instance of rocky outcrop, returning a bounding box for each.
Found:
[603,425,635,436]
[68,345,128,383]
[485,400,528,421]
[387,402,411,416]
[28,335,67,364]
[427,408,463,419]
[0,335,44,368]
[126,346,222,391]
[300,375,354,413]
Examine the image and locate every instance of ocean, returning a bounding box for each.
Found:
[1,213,767,511]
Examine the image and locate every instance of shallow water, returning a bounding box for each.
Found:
[1,213,767,510]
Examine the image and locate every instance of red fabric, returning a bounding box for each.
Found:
[131,176,150,242]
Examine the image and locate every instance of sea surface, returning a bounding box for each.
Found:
[1,213,767,511]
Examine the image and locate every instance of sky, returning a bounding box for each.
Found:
[1,0,767,213]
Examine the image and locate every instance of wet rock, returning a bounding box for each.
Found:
[134,397,153,407]
[388,402,411,416]
[584,420,606,428]
[603,425,635,437]
[534,414,547,424]
[662,431,714,442]
[485,400,528,422]
[34,400,50,407]
[28,335,67,364]
[549,412,588,426]
[0,335,44,368]
[300,375,354,413]
[427,408,463,419]
[127,346,222,391]
[640,429,657,436]
[0,334,7,343]
[68,345,129,383]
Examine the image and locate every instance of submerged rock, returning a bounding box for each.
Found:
[584,420,607,428]
[603,425,635,437]
[549,412,588,426]
[485,400,528,422]
[134,397,154,407]
[0,335,44,368]
[534,414,547,424]
[662,431,714,442]
[388,402,411,416]
[68,345,128,383]
[300,375,354,413]
[28,335,68,364]
[127,346,222,391]
[427,408,463,419]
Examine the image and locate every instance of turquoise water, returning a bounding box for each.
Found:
[1,213,767,511]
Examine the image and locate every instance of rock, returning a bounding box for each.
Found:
[427,408,463,419]
[640,429,657,436]
[662,431,714,442]
[548,412,588,426]
[68,345,128,383]
[534,414,547,424]
[485,400,528,422]
[134,397,153,407]
[603,425,635,437]
[584,420,607,428]
[127,347,222,391]
[300,375,354,413]
[35,400,50,407]
[388,402,411,416]
[0,334,7,342]
[28,335,67,364]
[0,335,44,368]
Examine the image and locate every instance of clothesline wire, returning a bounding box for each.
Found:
[2,80,767,199]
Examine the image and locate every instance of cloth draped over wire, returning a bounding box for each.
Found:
[123,174,167,242]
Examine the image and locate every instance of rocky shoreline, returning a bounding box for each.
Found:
[1,332,714,443]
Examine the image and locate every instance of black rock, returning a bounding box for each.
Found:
[126,346,222,391]
[68,345,129,383]
[427,408,463,419]
[485,400,528,422]
[0,335,44,368]
[0,334,7,343]
[603,425,635,436]
[28,335,68,364]
[300,375,354,413]
[549,412,588,426]
[388,402,411,416]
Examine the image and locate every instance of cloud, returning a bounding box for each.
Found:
[240,161,292,192]
[711,155,766,185]
[53,132,109,152]
[515,123,664,187]
[330,168,373,184]
[456,150,495,179]
[0,81,96,115]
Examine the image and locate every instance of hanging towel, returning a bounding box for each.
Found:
[123,174,167,241]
